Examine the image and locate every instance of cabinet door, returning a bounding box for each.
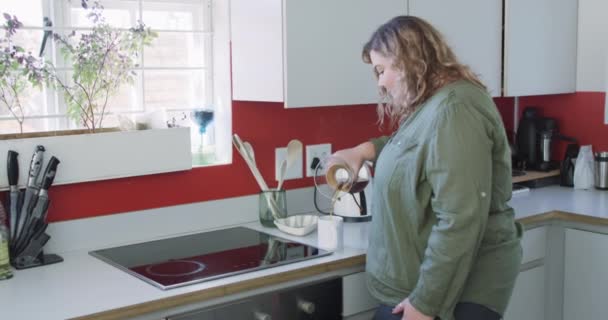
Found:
[504,0,578,96]
[409,0,502,97]
[231,0,284,102]
[576,0,608,91]
[342,272,379,317]
[564,229,608,320]
[503,266,546,320]
[284,0,407,108]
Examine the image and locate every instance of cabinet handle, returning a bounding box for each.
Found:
[253,311,272,320]
[297,298,316,314]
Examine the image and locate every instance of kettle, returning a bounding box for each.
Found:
[314,157,372,222]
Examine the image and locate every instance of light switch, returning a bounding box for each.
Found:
[275,147,303,182]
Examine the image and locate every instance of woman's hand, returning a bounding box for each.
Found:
[329,142,376,176]
[392,298,433,320]
[329,147,366,177]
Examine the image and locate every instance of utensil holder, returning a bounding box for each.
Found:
[11,229,63,270]
[259,189,287,228]
[13,250,63,270]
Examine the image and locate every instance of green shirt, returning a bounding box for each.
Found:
[367,80,523,320]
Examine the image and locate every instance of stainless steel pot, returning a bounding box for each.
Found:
[595,152,608,190]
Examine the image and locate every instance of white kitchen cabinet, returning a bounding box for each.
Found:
[503,266,546,320]
[503,226,548,320]
[408,0,502,97]
[521,226,547,264]
[563,228,608,320]
[231,0,407,108]
[342,272,379,319]
[577,0,608,92]
[504,0,578,96]
[230,0,284,103]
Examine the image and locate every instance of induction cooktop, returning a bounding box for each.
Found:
[89,227,330,290]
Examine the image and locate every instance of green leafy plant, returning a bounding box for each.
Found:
[51,0,157,131]
[0,14,49,134]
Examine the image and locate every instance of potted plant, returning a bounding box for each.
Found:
[0,14,49,134]
[0,2,192,190]
[50,0,157,132]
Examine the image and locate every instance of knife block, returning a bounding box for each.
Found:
[12,250,63,270]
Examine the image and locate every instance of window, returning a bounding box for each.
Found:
[0,0,230,166]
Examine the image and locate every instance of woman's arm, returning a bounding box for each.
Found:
[331,136,386,175]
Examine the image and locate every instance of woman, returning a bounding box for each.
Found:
[332,16,523,320]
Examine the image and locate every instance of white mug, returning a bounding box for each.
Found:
[317,215,344,251]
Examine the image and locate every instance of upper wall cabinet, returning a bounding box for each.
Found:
[577,0,608,92]
[409,0,502,97]
[504,0,578,96]
[231,0,407,108]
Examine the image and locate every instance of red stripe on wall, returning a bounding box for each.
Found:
[41,103,384,221]
[2,96,524,222]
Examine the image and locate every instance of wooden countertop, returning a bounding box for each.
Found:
[512,169,560,183]
[518,210,608,228]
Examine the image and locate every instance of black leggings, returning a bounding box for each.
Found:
[373,302,501,320]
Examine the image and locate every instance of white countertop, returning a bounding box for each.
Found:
[0,222,370,320]
[1,185,607,319]
[509,185,608,220]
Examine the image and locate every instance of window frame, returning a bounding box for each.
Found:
[1,0,216,138]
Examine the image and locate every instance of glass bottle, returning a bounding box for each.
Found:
[314,156,372,194]
[0,202,13,280]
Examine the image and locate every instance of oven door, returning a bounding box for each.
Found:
[278,278,342,319]
[166,278,342,320]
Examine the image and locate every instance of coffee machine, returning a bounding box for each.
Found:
[515,107,576,172]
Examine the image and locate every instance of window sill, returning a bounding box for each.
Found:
[0,127,192,190]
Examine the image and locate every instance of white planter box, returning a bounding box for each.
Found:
[0,128,192,190]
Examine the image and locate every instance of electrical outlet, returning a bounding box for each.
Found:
[306,143,332,177]
[275,147,303,182]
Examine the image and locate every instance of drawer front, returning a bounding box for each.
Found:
[521,226,547,264]
[343,272,379,317]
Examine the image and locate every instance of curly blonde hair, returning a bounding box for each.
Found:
[362,16,486,128]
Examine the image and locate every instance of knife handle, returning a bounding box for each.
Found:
[7,150,19,186]
[41,157,60,190]
[27,145,45,187]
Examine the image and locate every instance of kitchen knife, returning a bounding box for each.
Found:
[7,150,20,241]
[14,156,59,253]
[14,223,49,266]
[14,146,45,242]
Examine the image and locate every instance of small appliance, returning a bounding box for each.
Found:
[313,157,372,222]
[515,107,576,171]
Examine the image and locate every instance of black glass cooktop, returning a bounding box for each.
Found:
[89,227,330,290]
